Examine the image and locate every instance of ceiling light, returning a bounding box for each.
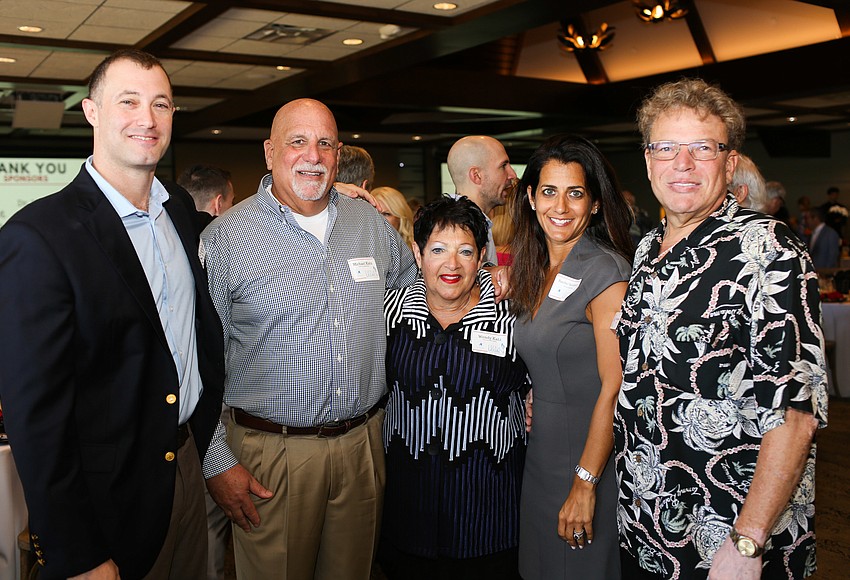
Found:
[412,135,423,141]
[352,133,361,139]
[787,116,797,123]
[17,25,43,33]
[433,3,458,11]
[379,24,402,40]
[633,1,688,23]
[342,38,364,46]
[276,65,291,71]
[0,57,17,64]
[557,22,615,52]
[211,129,222,135]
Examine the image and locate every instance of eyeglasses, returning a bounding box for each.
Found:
[645,139,729,161]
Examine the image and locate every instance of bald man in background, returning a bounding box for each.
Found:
[447,135,517,265]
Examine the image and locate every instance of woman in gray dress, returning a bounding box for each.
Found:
[510,135,634,579]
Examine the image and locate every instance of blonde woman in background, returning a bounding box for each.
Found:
[491,211,515,266]
[374,186,415,249]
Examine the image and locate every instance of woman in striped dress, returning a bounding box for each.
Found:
[378,196,530,580]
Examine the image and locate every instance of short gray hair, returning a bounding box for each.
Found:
[730,154,767,211]
[765,181,786,201]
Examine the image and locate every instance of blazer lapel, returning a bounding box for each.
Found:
[69,168,170,352]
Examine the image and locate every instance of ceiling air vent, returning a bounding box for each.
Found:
[244,24,333,45]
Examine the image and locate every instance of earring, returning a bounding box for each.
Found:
[592,207,598,214]
[530,203,536,210]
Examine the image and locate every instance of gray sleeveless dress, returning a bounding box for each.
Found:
[515,235,630,579]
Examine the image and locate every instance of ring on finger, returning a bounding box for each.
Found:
[573,529,586,542]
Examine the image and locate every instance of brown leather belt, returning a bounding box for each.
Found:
[232,395,387,438]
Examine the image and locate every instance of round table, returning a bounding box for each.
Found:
[822,301,850,397]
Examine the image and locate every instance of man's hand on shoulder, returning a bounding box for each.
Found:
[206,464,274,533]
[334,182,377,209]
[485,265,511,303]
[69,559,120,580]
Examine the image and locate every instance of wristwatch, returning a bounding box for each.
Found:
[574,465,599,485]
[730,526,764,558]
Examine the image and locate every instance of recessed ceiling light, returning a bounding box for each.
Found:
[275,65,291,71]
[352,133,361,139]
[0,57,17,64]
[18,25,43,33]
[342,38,364,46]
[211,129,222,135]
[787,116,797,123]
[433,2,458,11]
[412,135,423,141]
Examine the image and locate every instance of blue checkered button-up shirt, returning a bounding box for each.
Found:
[201,175,417,477]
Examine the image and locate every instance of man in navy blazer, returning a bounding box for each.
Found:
[0,50,223,579]
[805,206,840,269]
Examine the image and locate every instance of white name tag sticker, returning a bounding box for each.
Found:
[471,329,508,357]
[610,310,622,331]
[548,274,581,301]
[348,257,380,282]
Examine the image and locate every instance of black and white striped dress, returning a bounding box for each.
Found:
[381,269,530,560]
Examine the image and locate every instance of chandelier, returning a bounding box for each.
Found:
[557,21,615,52]
[633,1,689,23]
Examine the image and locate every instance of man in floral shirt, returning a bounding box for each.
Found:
[614,78,828,579]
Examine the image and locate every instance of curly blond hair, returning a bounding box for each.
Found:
[637,78,746,152]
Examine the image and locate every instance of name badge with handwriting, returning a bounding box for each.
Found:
[548,274,581,301]
[471,329,508,357]
[348,257,380,282]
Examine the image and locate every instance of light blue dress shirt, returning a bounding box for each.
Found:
[85,157,202,424]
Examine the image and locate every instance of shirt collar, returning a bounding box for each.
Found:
[257,173,337,218]
[85,156,168,218]
[400,268,498,325]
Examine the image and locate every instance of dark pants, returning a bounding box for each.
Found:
[379,541,520,580]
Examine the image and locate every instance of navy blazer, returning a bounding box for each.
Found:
[809,223,840,269]
[0,166,224,579]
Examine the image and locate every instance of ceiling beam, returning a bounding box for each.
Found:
[557,17,609,84]
[682,0,716,65]
[0,36,116,55]
[143,4,231,52]
[155,47,322,70]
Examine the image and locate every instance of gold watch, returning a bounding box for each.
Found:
[730,526,764,558]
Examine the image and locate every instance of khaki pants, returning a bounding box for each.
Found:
[144,429,208,580]
[229,410,386,580]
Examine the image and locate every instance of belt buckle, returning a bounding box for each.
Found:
[316,420,348,438]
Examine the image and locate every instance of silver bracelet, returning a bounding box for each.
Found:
[575,464,599,485]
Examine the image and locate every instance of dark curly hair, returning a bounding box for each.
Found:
[414,196,488,256]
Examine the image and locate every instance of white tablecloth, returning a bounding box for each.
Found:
[0,444,27,580]
[822,302,850,397]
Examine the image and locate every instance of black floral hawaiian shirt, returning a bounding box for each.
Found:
[614,193,829,578]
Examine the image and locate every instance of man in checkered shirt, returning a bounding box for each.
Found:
[200,98,418,579]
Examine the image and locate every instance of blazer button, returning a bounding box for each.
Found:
[166,394,177,405]
[165,452,176,462]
